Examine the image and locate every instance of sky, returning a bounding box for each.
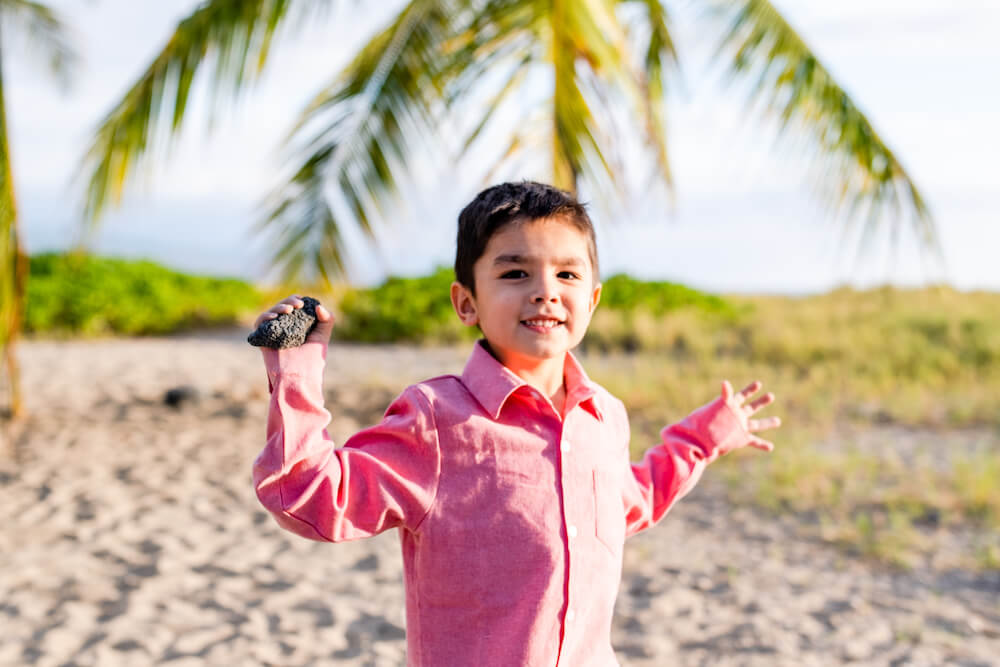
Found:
[7,0,1000,293]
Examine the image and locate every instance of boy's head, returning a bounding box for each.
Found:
[450,181,602,371]
[454,181,599,294]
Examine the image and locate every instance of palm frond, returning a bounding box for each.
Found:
[548,0,637,192]
[622,0,678,187]
[78,0,337,225]
[459,54,532,154]
[705,0,938,255]
[0,0,77,84]
[261,0,466,281]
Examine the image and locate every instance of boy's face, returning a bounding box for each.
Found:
[450,216,601,371]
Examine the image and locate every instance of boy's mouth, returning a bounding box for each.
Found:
[521,318,564,331]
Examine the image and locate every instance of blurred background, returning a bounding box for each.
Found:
[1,1,998,665]
[12,0,1000,291]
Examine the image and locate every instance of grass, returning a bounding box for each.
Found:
[707,437,1000,570]
[582,286,1000,431]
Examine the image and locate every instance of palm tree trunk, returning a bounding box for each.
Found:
[0,22,26,420]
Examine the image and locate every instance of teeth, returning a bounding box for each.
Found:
[524,319,560,328]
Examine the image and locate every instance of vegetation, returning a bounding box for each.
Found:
[25,253,261,336]
[587,287,1000,430]
[333,267,474,344]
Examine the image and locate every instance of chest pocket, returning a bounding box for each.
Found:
[593,469,625,555]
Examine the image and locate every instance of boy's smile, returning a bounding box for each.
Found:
[451,216,601,393]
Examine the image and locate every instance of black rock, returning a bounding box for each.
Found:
[247,296,321,349]
[164,385,199,409]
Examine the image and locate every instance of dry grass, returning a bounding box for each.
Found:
[578,286,1000,570]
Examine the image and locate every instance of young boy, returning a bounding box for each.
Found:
[252,181,780,666]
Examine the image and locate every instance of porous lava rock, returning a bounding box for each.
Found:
[247,296,320,349]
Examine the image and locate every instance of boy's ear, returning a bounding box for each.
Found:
[450,281,479,326]
[589,282,602,313]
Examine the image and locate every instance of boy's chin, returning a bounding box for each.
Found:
[498,342,575,364]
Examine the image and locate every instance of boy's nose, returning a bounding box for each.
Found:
[530,274,561,303]
[531,285,560,303]
[532,294,558,303]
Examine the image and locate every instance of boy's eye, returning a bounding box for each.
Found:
[500,270,527,279]
[557,271,580,280]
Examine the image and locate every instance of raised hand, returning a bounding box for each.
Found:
[721,380,781,452]
[253,295,335,346]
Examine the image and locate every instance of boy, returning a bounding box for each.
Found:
[252,181,780,666]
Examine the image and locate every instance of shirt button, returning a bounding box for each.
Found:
[567,525,578,538]
[561,440,571,453]
[567,609,576,622]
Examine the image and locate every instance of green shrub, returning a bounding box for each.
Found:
[598,274,734,316]
[26,252,261,336]
[333,267,476,343]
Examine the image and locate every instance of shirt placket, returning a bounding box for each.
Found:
[554,406,588,665]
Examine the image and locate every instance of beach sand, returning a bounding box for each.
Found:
[1,334,997,666]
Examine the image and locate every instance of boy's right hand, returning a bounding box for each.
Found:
[254,295,335,345]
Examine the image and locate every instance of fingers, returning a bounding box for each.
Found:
[748,416,782,432]
[738,381,762,402]
[748,392,775,413]
[723,380,764,406]
[747,436,775,453]
[253,295,307,329]
[273,295,304,315]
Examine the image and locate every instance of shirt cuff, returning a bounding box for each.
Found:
[262,341,328,388]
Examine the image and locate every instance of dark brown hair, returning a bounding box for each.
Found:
[454,181,598,293]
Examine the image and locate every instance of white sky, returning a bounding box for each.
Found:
[7,0,1000,293]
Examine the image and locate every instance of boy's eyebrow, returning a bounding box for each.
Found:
[493,254,586,267]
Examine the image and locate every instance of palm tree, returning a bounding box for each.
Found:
[1,0,75,419]
[79,0,935,284]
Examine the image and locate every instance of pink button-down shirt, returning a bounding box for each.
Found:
[253,340,749,666]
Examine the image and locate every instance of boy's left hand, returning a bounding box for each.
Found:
[721,380,781,452]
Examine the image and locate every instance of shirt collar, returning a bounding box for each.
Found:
[460,340,604,422]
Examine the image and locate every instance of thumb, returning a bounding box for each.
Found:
[306,304,335,344]
[720,380,733,402]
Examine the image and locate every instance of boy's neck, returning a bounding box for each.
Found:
[483,342,567,414]
[516,360,566,414]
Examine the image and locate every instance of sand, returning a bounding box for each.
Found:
[1,334,997,666]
